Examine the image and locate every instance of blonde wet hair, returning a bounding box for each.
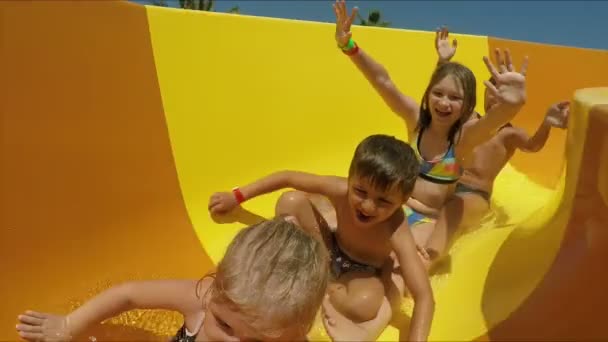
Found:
[207,216,329,338]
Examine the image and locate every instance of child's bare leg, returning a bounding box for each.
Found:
[410,222,436,248]
[453,193,490,230]
[323,264,398,341]
[423,194,489,267]
[274,190,330,244]
[356,262,409,338]
[328,271,385,323]
[322,291,393,341]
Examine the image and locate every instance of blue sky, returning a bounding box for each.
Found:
[135,1,608,51]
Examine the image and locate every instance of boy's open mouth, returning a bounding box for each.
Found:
[356,208,373,223]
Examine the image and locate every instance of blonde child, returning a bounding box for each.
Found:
[16,217,329,342]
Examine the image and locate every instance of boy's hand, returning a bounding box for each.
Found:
[435,26,457,63]
[208,192,239,215]
[16,311,72,342]
[416,245,434,271]
[333,0,358,48]
[544,101,569,129]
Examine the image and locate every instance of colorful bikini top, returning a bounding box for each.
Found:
[411,129,463,184]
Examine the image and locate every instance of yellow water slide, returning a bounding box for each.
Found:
[1,1,607,340]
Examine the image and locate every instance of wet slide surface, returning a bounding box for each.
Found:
[2,1,607,340]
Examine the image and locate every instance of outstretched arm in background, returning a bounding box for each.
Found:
[333,0,419,133]
[435,26,457,66]
[503,101,570,152]
[457,49,529,166]
[16,280,204,342]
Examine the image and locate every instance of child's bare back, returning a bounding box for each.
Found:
[459,103,570,196]
[459,122,520,194]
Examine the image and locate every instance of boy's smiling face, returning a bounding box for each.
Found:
[347,175,407,226]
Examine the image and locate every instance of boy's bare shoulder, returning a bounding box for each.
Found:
[387,206,407,233]
[322,175,349,197]
[388,211,415,251]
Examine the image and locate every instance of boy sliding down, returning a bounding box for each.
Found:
[209,134,435,341]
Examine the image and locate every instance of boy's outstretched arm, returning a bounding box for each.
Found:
[504,101,570,153]
[208,171,343,215]
[391,223,435,341]
[332,0,419,132]
[16,280,203,341]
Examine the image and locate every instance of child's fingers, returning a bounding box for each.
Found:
[416,245,430,260]
[323,324,338,341]
[452,38,458,48]
[208,200,222,212]
[332,3,339,21]
[435,27,440,46]
[17,330,43,342]
[15,324,42,333]
[333,1,341,22]
[24,311,47,319]
[321,297,338,330]
[494,48,507,73]
[519,56,529,76]
[17,315,43,326]
[348,6,358,27]
[483,56,500,80]
[483,80,499,97]
[493,48,502,69]
[504,49,514,72]
[209,204,222,215]
[321,295,339,318]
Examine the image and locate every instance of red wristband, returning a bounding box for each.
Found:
[342,42,359,56]
[232,187,246,204]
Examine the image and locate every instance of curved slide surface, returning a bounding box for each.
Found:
[1,1,607,340]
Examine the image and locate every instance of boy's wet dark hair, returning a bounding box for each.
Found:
[348,134,420,197]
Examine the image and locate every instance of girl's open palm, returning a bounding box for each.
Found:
[483,48,529,109]
[333,0,358,48]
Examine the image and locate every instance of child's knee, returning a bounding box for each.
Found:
[329,274,385,322]
[275,191,310,215]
